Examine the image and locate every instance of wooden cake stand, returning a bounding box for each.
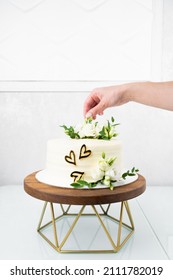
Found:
[24,171,146,253]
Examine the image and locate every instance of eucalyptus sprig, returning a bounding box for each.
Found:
[122,167,139,180]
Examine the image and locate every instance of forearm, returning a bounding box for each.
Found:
[124,81,173,111]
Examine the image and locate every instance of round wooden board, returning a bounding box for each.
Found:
[24,171,146,205]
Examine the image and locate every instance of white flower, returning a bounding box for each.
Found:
[78,129,86,138]
[105,169,117,180]
[95,124,102,136]
[98,159,110,172]
[103,175,111,186]
[109,126,116,137]
[105,168,121,181]
[81,123,96,137]
[74,124,83,137]
[91,168,104,181]
[74,123,82,131]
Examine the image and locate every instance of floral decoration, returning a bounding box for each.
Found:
[61,116,139,190]
[61,116,119,140]
[71,152,139,190]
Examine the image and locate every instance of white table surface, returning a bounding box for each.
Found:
[0,185,172,260]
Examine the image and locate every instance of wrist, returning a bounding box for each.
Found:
[119,83,134,103]
[122,82,144,103]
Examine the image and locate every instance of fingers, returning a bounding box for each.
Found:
[83,92,100,118]
[83,96,96,117]
[83,88,108,119]
[85,100,106,119]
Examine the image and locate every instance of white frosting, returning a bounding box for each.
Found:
[37,138,123,187]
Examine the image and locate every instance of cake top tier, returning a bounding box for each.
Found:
[61,116,119,140]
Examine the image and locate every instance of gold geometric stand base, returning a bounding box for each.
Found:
[37,201,135,253]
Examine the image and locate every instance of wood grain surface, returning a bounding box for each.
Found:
[24,171,146,205]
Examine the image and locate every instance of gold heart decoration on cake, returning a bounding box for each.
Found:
[65,150,76,165]
[79,144,92,159]
[71,171,84,182]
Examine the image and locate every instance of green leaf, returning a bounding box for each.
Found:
[132,167,135,173]
[107,120,111,129]
[77,180,89,186]
[90,182,98,188]
[107,157,116,166]
[61,117,120,140]
[60,124,68,130]
[112,123,120,127]
[122,173,128,180]
[102,152,105,159]
[86,116,93,123]
[71,183,83,188]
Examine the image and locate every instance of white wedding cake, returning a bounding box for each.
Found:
[44,138,122,186]
[36,117,138,189]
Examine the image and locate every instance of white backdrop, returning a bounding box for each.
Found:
[0,0,173,186]
[0,0,161,80]
[0,90,173,186]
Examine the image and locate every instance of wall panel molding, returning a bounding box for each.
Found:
[0,80,137,92]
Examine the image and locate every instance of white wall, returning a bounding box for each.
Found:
[0,0,157,80]
[162,0,173,80]
[1,0,173,186]
[0,89,173,186]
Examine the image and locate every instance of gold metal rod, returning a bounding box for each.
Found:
[55,213,111,217]
[50,202,59,248]
[39,212,119,231]
[59,205,86,251]
[105,213,133,230]
[54,214,66,220]
[99,204,107,214]
[117,230,134,251]
[91,205,117,250]
[124,201,135,229]
[65,205,71,214]
[38,213,65,230]
[38,207,133,231]
[37,201,135,253]
[37,202,48,231]
[38,230,117,253]
[106,204,111,214]
[117,202,124,247]
[99,204,111,215]
[60,204,71,214]
[60,204,65,214]
[37,231,60,252]
[60,249,117,254]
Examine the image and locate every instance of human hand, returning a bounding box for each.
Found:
[83,85,128,119]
